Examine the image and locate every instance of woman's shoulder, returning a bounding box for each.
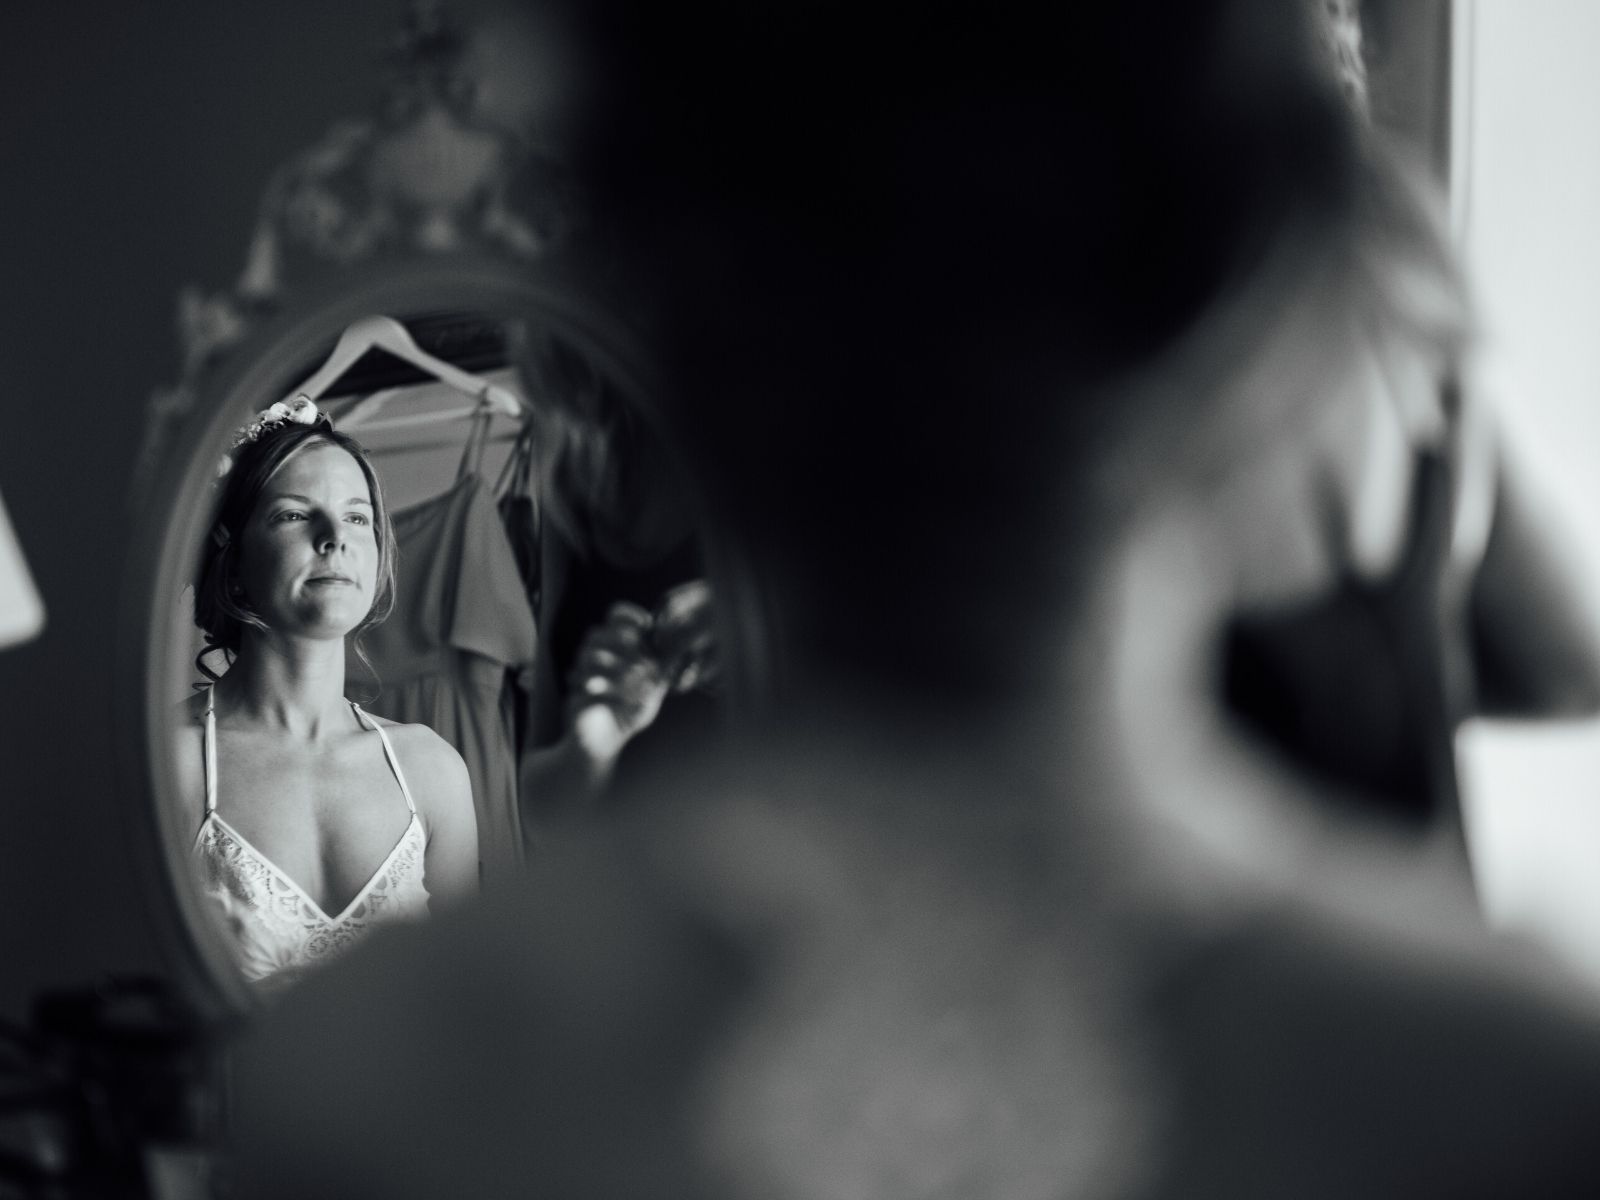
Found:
[170,691,209,759]
[364,716,471,796]
[174,689,210,724]
[166,691,211,829]
[360,712,453,755]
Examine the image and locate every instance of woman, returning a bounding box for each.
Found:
[176,397,478,991]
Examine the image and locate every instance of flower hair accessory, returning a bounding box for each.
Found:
[217,395,328,477]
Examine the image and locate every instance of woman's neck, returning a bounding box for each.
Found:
[1066,493,1346,899]
[213,634,352,740]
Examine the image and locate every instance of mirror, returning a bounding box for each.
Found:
[125,256,727,1009]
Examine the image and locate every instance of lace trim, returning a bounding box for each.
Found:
[195,815,429,988]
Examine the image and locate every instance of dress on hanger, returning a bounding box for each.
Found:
[192,689,429,991]
[353,471,537,884]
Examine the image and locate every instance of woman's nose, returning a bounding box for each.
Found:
[314,519,344,555]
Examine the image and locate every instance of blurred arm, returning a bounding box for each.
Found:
[1469,442,1600,718]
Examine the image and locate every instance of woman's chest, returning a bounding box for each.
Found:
[207,733,415,907]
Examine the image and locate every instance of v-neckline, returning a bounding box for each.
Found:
[198,684,422,921]
[202,810,421,924]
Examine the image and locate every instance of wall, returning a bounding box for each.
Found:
[1454,0,1600,979]
[0,0,502,1018]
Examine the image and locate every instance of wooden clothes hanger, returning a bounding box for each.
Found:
[335,389,523,435]
[283,315,524,431]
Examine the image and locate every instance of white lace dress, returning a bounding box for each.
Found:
[192,691,430,991]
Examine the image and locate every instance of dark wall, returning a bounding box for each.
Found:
[0,1,456,1018]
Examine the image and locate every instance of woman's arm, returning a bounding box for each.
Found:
[521,602,673,819]
[400,727,480,907]
[1469,441,1600,718]
[520,731,618,815]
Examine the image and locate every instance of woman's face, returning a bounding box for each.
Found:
[235,442,380,640]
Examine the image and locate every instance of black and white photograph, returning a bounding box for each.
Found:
[3,1,1600,1196]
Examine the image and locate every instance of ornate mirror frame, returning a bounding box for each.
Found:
[117,254,671,1017]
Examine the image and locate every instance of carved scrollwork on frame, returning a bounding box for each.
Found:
[137,1,580,495]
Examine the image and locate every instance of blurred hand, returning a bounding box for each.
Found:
[650,579,721,694]
[567,601,670,762]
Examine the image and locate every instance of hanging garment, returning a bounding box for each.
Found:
[354,471,537,885]
[494,422,542,615]
[494,424,543,756]
[192,688,429,991]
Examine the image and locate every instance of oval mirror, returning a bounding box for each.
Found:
[121,254,727,1013]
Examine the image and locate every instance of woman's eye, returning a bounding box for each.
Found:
[345,513,370,526]
[273,511,306,522]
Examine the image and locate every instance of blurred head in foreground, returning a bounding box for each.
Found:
[564,0,1467,709]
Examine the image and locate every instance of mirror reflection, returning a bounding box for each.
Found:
[166,303,715,993]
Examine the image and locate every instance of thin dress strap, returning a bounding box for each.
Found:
[350,702,419,815]
[203,685,219,815]
[191,686,220,850]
